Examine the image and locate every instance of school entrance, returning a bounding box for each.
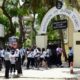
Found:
[36,2,80,67]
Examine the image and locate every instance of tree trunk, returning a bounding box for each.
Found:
[31,13,37,45]
[18,16,25,47]
[1,0,16,38]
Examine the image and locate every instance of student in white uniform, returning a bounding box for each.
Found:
[34,48,41,68]
[45,48,52,67]
[19,47,25,65]
[40,48,47,68]
[26,48,33,69]
[15,49,22,76]
[10,50,16,75]
[4,48,11,79]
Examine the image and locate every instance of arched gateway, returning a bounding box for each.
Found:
[39,6,80,34]
[37,6,80,67]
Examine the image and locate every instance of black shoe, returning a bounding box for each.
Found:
[5,77,9,79]
[26,67,30,69]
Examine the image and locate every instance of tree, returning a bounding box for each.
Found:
[0,0,18,47]
[0,0,28,47]
[28,0,41,45]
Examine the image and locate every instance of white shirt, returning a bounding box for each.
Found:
[27,51,33,58]
[19,48,25,58]
[0,49,4,58]
[10,53,16,64]
[35,50,41,58]
[15,49,20,57]
[40,51,47,58]
[4,51,10,60]
[46,49,51,57]
[69,48,73,56]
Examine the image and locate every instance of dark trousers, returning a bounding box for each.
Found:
[0,58,2,70]
[68,55,73,67]
[22,55,25,65]
[16,61,22,75]
[10,64,15,73]
[31,58,35,67]
[45,57,50,67]
[57,54,62,66]
[5,60,10,78]
[27,58,34,69]
[35,57,40,68]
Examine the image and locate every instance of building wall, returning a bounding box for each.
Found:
[73,32,80,67]
[36,35,47,49]
[68,18,74,47]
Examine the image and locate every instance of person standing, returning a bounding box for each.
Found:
[68,47,73,67]
[15,49,22,76]
[4,48,11,79]
[46,47,52,68]
[56,46,63,67]
[0,48,2,71]
[10,50,16,76]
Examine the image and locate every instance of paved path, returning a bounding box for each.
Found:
[0,67,80,80]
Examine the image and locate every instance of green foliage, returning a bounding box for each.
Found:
[8,7,28,16]
[18,7,28,16]
[0,15,9,27]
[4,0,27,16]
[47,25,59,41]
[47,18,59,41]
[9,7,18,16]
[25,21,32,26]
[37,7,47,24]
[16,31,20,37]
[24,38,31,47]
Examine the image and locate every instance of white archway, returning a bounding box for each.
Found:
[39,6,80,34]
[37,6,80,67]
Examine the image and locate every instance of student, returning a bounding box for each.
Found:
[4,48,11,79]
[26,48,34,69]
[40,48,47,68]
[46,48,51,68]
[34,48,41,68]
[0,48,2,71]
[56,46,63,67]
[15,49,22,76]
[68,47,73,67]
[10,50,16,75]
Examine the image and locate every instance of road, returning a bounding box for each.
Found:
[0,66,80,80]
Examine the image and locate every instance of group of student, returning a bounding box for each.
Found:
[0,46,52,79]
[0,47,23,79]
[0,45,73,79]
[26,46,52,69]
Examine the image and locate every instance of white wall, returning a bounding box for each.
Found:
[36,35,47,49]
[0,24,4,37]
[73,32,80,67]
